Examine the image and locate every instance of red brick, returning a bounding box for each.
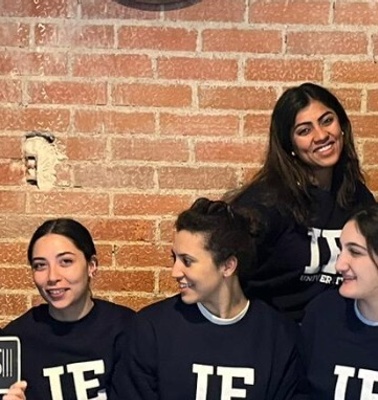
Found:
[116,243,171,267]
[367,90,378,112]
[114,194,192,216]
[0,80,22,103]
[160,113,239,136]
[81,0,158,20]
[0,191,26,213]
[83,218,155,242]
[0,51,67,76]
[159,268,178,293]
[157,57,238,81]
[73,165,155,189]
[92,270,154,292]
[0,216,45,240]
[244,114,271,136]
[245,59,323,81]
[331,62,378,84]
[158,166,238,190]
[203,29,281,53]
[287,32,368,55]
[159,219,175,242]
[112,138,189,162]
[0,294,28,315]
[35,23,114,48]
[199,86,277,110]
[28,192,109,215]
[365,169,378,191]
[331,89,363,112]
[362,141,378,164]
[0,137,22,159]
[0,267,34,290]
[0,163,24,185]
[118,27,197,51]
[66,137,107,161]
[113,295,161,311]
[0,243,28,265]
[94,244,113,267]
[335,3,378,25]
[250,1,330,24]
[113,83,192,107]
[0,0,77,18]
[73,54,152,78]
[350,115,378,139]
[0,23,29,47]
[74,110,155,134]
[28,81,107,105]
[0,107,70,132]
[195,140,266,164]
[166,0,245,22]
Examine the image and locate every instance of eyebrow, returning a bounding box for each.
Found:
[293,111,334,132]
[32,251,76,261]
[343,242,367,251]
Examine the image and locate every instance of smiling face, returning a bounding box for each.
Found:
[291,100,344,180]
[336,220,378,302]
[31,233,97,321]
[171,230,228,311]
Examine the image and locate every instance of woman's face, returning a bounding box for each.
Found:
[171,230,227,313]
[336,220,378,302]
[31,233,97,321]
[291,100,343,172]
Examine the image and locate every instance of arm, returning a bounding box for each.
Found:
[3,381,27,400]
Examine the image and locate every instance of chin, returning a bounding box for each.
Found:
[338,285,356,299]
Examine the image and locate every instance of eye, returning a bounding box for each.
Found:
[182,256,193,268]
[294,126,311,137]
[321,115,335,126]
[32,261,47,271]
[170,251,176,263]
[59,258,74,267]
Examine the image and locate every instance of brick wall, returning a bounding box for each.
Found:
[0,0,377,325]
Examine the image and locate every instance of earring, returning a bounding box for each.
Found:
[291,151,296,157]
[341,131,345,136]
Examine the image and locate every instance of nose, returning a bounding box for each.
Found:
[313,124,329,142]
[171,260,184,279]
[47,264,61,284]
[335,251,349,274]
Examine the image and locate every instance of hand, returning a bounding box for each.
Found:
[3,381,27,400]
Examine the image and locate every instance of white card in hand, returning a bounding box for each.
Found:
[0,336,21,394]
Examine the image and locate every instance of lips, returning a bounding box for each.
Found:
[314,141,334,153]
[46,288,67,298]
[178,282,193,289]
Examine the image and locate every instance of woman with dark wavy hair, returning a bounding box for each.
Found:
[126,198,300,400]
[226,82,375,322]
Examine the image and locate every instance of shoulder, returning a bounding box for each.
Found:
[138,295,181,318]
[303,289,346,322]
[354,181,375,204]
[3,304,48,333]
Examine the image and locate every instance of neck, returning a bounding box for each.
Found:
[202,280,248,319]
[312,167,333,190]
[49,295,94,322]
[356,299,378,323]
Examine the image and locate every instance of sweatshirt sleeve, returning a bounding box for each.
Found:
[125,313,159,400]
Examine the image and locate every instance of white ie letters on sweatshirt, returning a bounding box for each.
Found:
[334,365,378,400]
[192,363,254,400]
[43,359,105,400]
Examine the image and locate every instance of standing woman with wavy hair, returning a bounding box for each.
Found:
[226,82,375,322]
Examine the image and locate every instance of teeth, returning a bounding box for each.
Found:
[317,144,332,152]
[179,283,193,289]
[48,289,65,295]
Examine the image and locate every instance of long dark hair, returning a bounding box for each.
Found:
[228,82,365,225]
